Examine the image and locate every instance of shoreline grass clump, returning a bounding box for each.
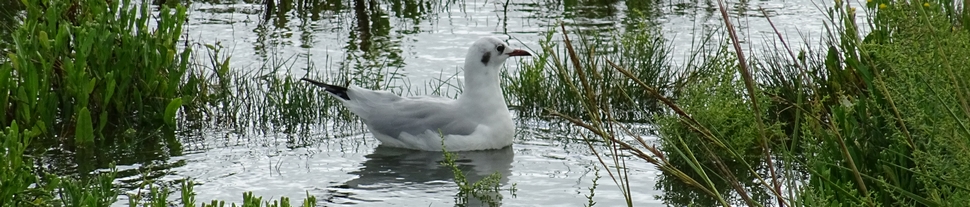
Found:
[0,1,329,206]
[652,44,782,206]
[2,0,190,146]
[529,0,970,206]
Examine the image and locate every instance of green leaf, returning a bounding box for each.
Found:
[104,75,116,104]
[16,87,30,121]
[85,78,97,95]
[218,56,232,77]
[6,53,17,70]
[75,107,94,145]
[164,98,182,126]
[39,31,50,49]
[30,120,46,138]
[98,112,108,132]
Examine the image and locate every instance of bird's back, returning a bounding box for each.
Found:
[340,86,486,149]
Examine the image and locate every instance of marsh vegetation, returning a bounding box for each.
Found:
[2,0,969,206]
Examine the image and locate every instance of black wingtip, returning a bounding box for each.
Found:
[301,78,351,100]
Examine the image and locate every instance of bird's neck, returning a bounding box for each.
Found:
[457,64,508,110]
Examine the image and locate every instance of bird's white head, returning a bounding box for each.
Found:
[465,37,531,70]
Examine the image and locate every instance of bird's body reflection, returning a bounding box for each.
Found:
[340,145,514,189]
[325,146,514,206]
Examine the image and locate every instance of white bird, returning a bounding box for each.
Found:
[302,37,531,151]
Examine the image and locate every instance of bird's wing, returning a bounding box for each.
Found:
[343,87,480,138]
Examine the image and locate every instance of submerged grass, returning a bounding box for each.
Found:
[530,0,970,206]
[440,137,516,207]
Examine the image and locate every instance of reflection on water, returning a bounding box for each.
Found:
[104,120,661,207]
[332,146,514,206]
[342,146,513,188]
[186,0,683,84]
[9,0,835,206]
[181,0,829,84]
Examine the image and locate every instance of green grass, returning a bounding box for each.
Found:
[504,19,677,121]
[4,0,970,206]
[2,0,191,145]
[531,0,970,206]
[0,0,340,205]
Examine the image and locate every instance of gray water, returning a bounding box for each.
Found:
[106,0,836,206]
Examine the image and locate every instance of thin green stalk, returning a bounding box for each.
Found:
[714,1,784,206]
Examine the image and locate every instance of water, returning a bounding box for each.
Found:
[121,120,661,206]
[19,0,839,206]
[182,0,834,81]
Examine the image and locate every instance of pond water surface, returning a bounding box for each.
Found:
[58,0,837,206]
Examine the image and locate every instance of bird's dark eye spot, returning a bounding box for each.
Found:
[480,52,491,65]
[497,45,505,53]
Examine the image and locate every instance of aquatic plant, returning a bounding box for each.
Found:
[1,0,191,145]
[3,0,969,206]
[504,19,676,121]
[439,134,516,207]
[529,0,970,206]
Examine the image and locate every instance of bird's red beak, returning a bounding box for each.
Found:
[508,49,532,57]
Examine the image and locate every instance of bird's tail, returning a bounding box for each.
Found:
[301,78,351,100]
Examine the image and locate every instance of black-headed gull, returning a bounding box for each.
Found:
[302,37,531,151]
